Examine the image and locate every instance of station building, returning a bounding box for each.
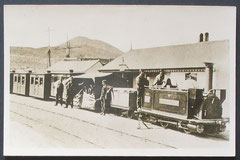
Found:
[99,40,229,90]
[99,40,230,116]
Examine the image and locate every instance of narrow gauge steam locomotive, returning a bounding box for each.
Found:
[110,87,228,134]
[10,71,229,134]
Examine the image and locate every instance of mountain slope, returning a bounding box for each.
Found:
[10,36,123,72]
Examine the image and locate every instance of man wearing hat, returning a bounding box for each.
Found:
[136,70,149,109]
[100,80,112,115]
[55,77,64,106]
[65,76,74,108]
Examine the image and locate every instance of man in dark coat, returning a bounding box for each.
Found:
[65,76,74,108]
[55,77,64,106]
[100,80,112,115]
[136,70,148,109]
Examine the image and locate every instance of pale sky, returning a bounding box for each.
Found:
[4,5,236,52]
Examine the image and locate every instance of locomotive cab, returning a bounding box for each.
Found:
[187,89,227,133]
[193,89,226,120]
[188,89,203,119]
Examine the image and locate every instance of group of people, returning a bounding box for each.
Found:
[54,76,112,116]
[136,69,199,109]
[55,69,198,116]
[55,76,74,108]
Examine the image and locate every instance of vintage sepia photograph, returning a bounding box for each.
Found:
[4,5,236,156]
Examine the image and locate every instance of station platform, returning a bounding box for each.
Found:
[9,94,230,150]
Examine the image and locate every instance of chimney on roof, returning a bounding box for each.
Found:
[199,33,204,42]
[205,32,209,42]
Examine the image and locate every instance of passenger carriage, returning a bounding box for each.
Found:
[11,71,30,96]
[29,73,51,99]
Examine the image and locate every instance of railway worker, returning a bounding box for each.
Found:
[180,73,199,90]
[55,77,64,106]
[136,69,149,109]
[100,80,112,115]
[153,70,165,88]
[164,78,178,89]
[65,76,74,108]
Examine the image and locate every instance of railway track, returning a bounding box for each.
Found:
[11,110,103,148]
[10,100,177,149]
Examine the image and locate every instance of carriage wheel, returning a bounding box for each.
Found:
[183,128,192,134]
[160,122,169,128]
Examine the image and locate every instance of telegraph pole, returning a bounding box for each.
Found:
[66,34,71,58]
[47,27,54,67]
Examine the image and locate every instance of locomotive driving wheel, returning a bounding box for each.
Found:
[178,121,192,134]
[159,122,169,128]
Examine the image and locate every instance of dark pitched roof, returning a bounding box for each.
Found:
[99,40,229,72]
[47,59,101,73]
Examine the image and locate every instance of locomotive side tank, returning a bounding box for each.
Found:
[140,87,228,134]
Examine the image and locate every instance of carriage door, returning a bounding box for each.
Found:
[35,76,39,97]
[20,75,26,95]
[16,75,21,94]
[51,76,58,97]
[38,76,44,98]
[29,75,35,96]
[13,75,18,93]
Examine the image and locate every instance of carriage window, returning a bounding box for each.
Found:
[21,76,25,85]
[18,76,20,83]
[40,77,43,85]
[31,77,34,84]
[14,76,17,82]
[35,77,38,85]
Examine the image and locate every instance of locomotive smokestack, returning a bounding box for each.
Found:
[199,33,204,42]
[205,32,209,42]
[204,62,214,92]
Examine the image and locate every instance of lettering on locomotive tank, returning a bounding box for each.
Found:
[144,95,150,103]
[159,98,179,107]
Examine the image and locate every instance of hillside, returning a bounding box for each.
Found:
[10,36,123,72]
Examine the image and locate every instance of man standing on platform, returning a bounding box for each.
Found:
[65,76,74,108]
[136,69,148,110]
[100,80,112,115]
[55,77,64,106]
[136,69,149,129]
